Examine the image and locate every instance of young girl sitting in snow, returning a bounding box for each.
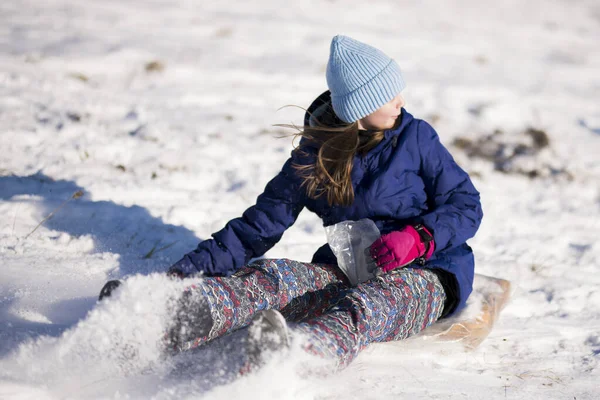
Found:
[105,35,483,370]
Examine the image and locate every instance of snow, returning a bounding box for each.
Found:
[1,0,599,398]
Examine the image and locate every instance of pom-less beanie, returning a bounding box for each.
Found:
[326,35,405,123]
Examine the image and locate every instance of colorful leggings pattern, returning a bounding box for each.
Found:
[180,258,446,369]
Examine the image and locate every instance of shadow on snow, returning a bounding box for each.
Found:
[0,172,203,355]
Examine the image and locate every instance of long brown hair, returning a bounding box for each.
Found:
[280,117,384,207]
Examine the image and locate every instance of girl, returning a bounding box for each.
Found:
[109,35,483,370]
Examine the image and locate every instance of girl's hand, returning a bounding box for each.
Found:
[167,269,186,280]
[369,225,435,273]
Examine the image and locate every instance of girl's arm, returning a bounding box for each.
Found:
[416,120,483,254]
[169,156,305,277]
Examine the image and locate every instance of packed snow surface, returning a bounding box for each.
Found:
[1,0,599,398]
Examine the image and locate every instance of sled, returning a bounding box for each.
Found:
[407,273,512,350]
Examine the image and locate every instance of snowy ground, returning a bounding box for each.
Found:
[1,0,599,398]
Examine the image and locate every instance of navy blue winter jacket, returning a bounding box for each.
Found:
[170,92,483,315]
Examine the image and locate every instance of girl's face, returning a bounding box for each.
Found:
[357,93,405,131]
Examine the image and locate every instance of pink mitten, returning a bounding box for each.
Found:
[369,224,435,273]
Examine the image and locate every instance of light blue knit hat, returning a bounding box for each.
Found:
[326,35,405,123]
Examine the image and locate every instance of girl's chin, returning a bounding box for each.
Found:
[384,120,396,129]
[360,120,396,131]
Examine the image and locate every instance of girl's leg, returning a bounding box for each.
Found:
[170,258,348,351]
[291,268,446,369]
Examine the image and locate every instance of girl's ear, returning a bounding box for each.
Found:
[357,119,365,130]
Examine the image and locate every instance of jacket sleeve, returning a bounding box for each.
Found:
[416,121,483,253]
[169,155,306,276]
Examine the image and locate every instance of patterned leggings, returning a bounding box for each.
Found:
[176,258,446,369]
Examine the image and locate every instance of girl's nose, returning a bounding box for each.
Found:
[396,95,405,109]
[393,94,405,109]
